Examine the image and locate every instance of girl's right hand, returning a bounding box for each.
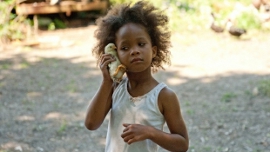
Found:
[99,54,115,81]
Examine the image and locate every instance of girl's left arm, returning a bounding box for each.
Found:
[121,88,189,152]
[151,87,189,152]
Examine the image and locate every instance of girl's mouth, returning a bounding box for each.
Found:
[131,58,143,63]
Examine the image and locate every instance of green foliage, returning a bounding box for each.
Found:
[109,0,268,32]
[0,0,32,44]
[38,17,66,30]
[48,22,56,31]
[169,0,196,12]
[110,0,128,4]
[0,0,267,42]
[235,11,262,30]
[53,18,66,29]
[110,0,163,7]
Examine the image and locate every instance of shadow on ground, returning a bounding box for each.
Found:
[0,53,108,152]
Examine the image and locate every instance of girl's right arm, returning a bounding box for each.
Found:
[84,54,115,130]
[84,80,113,130]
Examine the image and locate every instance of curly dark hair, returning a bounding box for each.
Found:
[92,1,171,71]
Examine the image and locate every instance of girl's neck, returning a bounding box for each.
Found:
[126,67,153,85]
[126,67,158,97]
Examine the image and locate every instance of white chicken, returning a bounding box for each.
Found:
[104,43,126,83]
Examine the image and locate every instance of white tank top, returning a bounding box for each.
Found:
[105,78,167,152]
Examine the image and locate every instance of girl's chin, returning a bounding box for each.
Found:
[126,66,151,73]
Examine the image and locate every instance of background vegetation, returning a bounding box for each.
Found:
[0,0,32,44]
[1,0,269,44]
[110,0,269,32]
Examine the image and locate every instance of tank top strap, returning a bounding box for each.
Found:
[150,82,167,99]
[155,82,167,92]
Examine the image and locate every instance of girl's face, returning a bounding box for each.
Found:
[115,23,157,73]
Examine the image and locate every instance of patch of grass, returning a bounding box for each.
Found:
[264,107,270,112]
[202,103,208,108]
[22,99,31,104]
[244,90,253,96]
[33,125,45,132]
[184,100,191,106]
[21,99,34,111]
[221,92,237,102]
[258,80,270,97]
[41,58,59,67]
[66,80,77,93]
[188,145,195,151]
[57,120,67,135]
[186,109,195,115]
[53,102,59,109]
[0,63,11,70]
[20,61,31,69]
[0,82,4,88]
[203,146,212,151]
[232,106,240,112]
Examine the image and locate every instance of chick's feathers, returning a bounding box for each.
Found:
[104,43,126,83]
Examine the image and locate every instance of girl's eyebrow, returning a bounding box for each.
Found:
[136,36,148,40]
[123,37,147,42]
[118,40,128,45]
[117,36,149,45]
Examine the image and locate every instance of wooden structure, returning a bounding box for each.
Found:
[15,0,109,32]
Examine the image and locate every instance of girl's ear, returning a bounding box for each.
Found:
[152,46,157,58]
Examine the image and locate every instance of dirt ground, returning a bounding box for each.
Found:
[1,24,270,152]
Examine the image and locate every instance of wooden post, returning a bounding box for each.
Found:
[34,14,38,35]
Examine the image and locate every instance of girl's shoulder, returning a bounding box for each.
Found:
[159,84,175,98]
[158,85,179,113]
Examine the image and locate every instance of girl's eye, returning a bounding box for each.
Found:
[139,43,145,46]
[121,47,128,51]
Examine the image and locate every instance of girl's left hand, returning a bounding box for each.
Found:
[121,123,152,144]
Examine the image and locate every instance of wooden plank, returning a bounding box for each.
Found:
[16,1,108,15]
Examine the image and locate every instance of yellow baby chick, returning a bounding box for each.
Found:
[104,43,126,83]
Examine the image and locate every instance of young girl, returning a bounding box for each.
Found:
[85,1,189,151]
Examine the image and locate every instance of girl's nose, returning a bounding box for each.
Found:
[131,47,140,55]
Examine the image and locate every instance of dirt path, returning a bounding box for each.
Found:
[0,26,270,152]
